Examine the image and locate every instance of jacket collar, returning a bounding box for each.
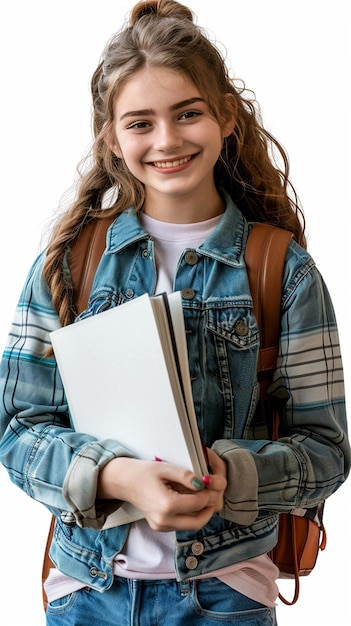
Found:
[106,189,247,268]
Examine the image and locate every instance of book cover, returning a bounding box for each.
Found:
[50,291,207,526]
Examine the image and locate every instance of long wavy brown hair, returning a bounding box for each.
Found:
[43,0,306,330]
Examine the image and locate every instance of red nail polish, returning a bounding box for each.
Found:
[202,475,211,486]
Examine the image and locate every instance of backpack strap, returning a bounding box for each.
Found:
[70,217,116,314]
[41,514,56,611]
[246,223,312,606]
[245,223,292,436]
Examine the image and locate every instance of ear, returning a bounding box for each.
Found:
[105,130,122,158]
[222,93,237,138]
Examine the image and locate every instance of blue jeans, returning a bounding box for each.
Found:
[46,576,277,625]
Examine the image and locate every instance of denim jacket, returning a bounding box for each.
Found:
[0,194,349,591]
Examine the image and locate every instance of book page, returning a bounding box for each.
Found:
[166,292,208,475]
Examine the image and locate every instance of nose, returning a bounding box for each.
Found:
[154,121,183,152]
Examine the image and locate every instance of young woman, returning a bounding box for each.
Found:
[0,1,349,624]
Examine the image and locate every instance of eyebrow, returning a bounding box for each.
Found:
[119,97,205,121]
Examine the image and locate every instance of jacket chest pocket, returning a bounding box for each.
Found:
[76,289,125,320]
[205,307,258,383]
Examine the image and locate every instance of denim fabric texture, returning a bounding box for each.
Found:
[0,191,349,592]
[46,577,277,625]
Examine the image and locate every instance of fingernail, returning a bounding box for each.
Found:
[191,477,205,490]
[202,475,212,486]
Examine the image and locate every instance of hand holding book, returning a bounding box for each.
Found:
[97,453,227,532]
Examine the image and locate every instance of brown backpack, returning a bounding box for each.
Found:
[42,219,326,609]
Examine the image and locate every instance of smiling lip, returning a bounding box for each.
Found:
[149,155,195,169]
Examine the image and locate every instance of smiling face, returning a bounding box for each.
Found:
[109,66,235,222]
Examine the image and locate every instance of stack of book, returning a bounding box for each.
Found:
[50,291,208,525]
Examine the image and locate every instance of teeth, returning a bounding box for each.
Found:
[153,156,192,168]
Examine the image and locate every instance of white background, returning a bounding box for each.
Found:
[0,1,350,624]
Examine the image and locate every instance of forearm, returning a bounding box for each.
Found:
[96,453,227,532]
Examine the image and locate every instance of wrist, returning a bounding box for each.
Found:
[97,456,136,500]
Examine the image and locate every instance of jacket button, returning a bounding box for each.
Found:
[185,556,198,570]
[181,288,195,300]
[235,319,249,337]
[60,511,76,527]
[184,251,199,266]
[89,567,107,580]
[191,541,204,555]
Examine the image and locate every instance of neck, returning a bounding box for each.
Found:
[143,186,224,224]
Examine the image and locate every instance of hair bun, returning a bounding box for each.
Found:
[130,0,193,27]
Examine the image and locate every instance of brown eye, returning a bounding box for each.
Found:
[179,110,202,120]
[126,120,151,129]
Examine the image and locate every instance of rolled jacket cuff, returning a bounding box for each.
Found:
[63,439,135,529]
[212,440,258,525]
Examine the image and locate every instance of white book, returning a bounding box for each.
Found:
[50,291,207,527]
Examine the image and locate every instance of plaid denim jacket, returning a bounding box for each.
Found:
[0,193,349,589]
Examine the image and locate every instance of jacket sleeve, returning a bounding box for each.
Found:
[214,240,350,524]
[0,252,135,529]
